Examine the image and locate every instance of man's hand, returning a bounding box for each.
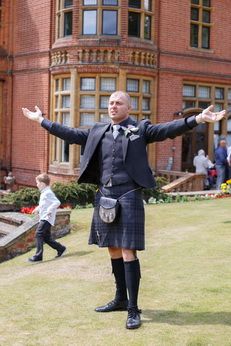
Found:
[196,105,226,124]
[22,105,44,123]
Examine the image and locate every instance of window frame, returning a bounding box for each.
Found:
[190,0,212,49]
[128,0,153,40]
[126,76,153,121]
[52,75,72,164]
[81,0,119,36]
[56,0,73,39]
[78,74,118,126]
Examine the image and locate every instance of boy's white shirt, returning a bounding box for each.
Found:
[36,186,61,226]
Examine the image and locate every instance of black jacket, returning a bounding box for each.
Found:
[42,116,198,188]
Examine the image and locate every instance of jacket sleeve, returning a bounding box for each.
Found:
[41,119,89,145]
[144,116,198,143]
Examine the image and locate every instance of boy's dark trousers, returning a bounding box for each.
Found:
[34,220,65,260]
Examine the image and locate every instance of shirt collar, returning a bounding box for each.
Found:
[40,186,50,193]
[111,116,136,129]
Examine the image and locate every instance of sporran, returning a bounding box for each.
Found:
[99,196,120,223]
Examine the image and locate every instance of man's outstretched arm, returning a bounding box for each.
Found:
[22,106,89,145]
[145,105,226,143]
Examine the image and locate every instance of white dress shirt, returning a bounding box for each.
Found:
[36,186,61,226]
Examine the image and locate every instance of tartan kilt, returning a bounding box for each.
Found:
[88,184,145,251]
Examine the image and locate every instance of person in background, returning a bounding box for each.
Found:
[29,173,66,262]
[215,139,228,190]
[193,149,214,189]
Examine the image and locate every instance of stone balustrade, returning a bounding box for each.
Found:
[51,48,157,68]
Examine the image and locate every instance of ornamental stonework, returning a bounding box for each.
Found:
[75,48,120,64]
[130,51,157,68]
[51,50,69,66]
[51,48,157,68]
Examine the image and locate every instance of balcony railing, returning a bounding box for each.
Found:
[158,170,205,193]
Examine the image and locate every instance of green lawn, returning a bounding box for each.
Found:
[0,198,231,346]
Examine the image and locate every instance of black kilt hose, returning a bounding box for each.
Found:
[89,183,145,251]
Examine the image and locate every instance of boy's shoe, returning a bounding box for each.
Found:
[28,256,42,262]
[56,246,66,258]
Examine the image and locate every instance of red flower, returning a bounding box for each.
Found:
[60,203,72,209]
[20,206,36,214]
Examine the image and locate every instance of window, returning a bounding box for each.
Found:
[128,0,152,40]
[56,0,73,38]
[53,77,71,162]
[79,76,117,125]
[126,77,152,120]
[190,0,211,49]
[183,82,230,148]
[82,0,119,36]
[183,85,196,97]
[182,83,229,111]
[215,87,224,100]
[198,86,210,98]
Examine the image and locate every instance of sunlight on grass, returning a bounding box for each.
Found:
[0,199,231,345]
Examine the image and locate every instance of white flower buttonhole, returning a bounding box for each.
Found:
[121,125,139,137]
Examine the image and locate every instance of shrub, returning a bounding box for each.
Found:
[0,177,169,209]
[0,183,97,209]
[51,182,97,207]
[0,188,40,208]
[142,176,169,202]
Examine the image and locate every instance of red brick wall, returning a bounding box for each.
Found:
[10,0,51,185]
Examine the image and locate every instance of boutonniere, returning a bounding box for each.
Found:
[121,125,139,138]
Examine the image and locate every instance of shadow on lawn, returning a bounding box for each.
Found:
[142,310,231,326]
[31,251,94,264]
[63,250,93,258]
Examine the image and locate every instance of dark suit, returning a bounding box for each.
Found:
[42,115,198,188]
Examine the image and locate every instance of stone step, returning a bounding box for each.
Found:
[0,214,23,226]
[0,221,17,235]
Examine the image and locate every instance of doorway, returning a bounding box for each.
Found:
[181,109,208,172]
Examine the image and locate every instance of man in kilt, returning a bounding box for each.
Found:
[22,92,226,329]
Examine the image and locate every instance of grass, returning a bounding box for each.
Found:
[1,198,231,345]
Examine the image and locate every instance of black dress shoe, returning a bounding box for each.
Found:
[28,256,42,262]
[126,307,141,329]
[95,299,128,312]
[55,246,67,258]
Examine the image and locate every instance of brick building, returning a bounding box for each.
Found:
[0,0,231,187]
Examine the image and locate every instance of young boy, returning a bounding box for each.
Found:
[28,173,66,262]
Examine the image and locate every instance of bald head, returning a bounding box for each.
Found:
[110,91,131,107]
[108,91,131,124]
[219,139,227,147]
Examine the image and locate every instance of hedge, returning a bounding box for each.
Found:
[0,178,168,209]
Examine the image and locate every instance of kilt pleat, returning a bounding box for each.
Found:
[88,184,145,250]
